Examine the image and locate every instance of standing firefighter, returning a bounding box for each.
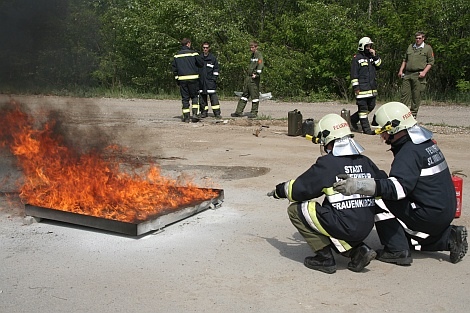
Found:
[397,31,435,118]
[231,41,264,118]
[268,114,387,274]
[350,37,382,135]
[172,38,204,123]
[199,42,221,118]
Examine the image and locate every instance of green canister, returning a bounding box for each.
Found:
[288,109,303,136]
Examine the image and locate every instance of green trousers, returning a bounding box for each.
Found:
[401,72,426,117]
[235,76,260,115]
[287,203,330,252]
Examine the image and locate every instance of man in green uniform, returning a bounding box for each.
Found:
[398,31,435,118]
[231,41,264,118]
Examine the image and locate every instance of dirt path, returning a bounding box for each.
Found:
[1,95,470,312]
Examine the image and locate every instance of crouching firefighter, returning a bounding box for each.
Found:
[268,114,387,274]
[333,101,468,265]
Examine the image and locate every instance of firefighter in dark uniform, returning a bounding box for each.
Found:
[350,37,382,135]
[334,102,468,265]
[398,31,435,118]
[231,41,264,118]
[198,42,221,118]
[268,114,386,274]
[172,38,204,123]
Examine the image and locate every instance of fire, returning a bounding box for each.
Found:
[0,100,219,222]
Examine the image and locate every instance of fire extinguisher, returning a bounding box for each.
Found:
[452,170,466,218]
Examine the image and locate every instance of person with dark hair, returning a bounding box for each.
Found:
[198,42,221,118]
[172,38,204,122]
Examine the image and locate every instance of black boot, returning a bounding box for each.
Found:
[347,243,376,272]
[200,111,208,118]
[360,118,375,135]
[304,245,336,274]
[182,113,190,123]
[376,247,412,265]
[449,225,468,263]
[350,112,359,131]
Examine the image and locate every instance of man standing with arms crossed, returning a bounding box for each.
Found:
[398,31,435,118]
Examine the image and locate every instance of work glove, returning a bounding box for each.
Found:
[267,190,280,199]
[333,174,376,196]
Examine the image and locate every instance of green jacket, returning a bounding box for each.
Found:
[403,43,435,72]
[248,50,264,77]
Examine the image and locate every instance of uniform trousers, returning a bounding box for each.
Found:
[287,202,363,253]
[375,198,453,252]
[401,72,426,117]
[199,93,220,114]
[179,80,199,116]
[235,76,260,115]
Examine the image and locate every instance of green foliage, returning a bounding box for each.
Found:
[457,80,470,92]
[1,0,469,103]
[0,0,101,89]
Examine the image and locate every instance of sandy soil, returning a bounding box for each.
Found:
[1,94,470,313]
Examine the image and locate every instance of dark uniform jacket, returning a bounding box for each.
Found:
[172,46,203,82]
[199,53,219,94]
[350,50,382,98]
[375,135,456,224]
[275,153,386,241]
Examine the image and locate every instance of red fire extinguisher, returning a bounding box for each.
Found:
[452,171,466,218]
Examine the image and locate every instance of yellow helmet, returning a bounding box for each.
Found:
[374,102,417,135]
[315,114,352,145]
[358,37,373,51]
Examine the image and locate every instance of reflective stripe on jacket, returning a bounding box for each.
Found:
[350,51,381,99]
[172,46,203,81]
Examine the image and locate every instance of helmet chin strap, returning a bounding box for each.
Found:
[384,134,394,145]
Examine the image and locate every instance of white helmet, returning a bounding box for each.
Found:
[315,114,352,145]
[313,114,365,156]
[373,102,416,135]
[373,102,433,144]
[358,37,373,51]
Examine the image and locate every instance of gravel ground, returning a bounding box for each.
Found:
[1,95,470,313]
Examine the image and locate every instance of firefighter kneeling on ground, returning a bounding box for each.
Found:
[268,114,387,274]
[334,102,468,265]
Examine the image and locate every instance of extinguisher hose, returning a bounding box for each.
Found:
[452,170,467,178]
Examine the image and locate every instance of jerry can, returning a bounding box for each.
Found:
[302,118,314,137]
[341,108,352,128]
[288,109,303,136]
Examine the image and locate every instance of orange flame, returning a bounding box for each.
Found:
[0,100,218,222]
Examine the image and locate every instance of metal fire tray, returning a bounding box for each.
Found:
[25,189,224,236]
